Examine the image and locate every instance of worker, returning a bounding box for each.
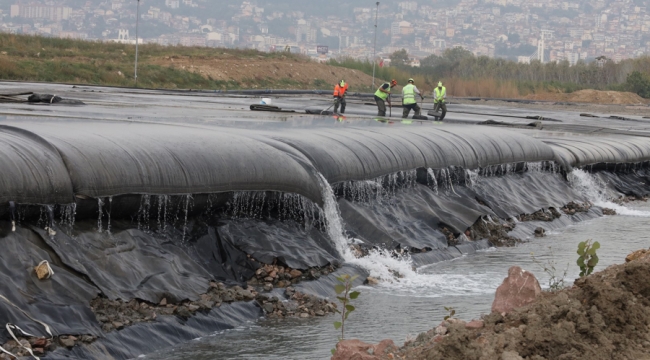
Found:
[402,78,424,118]
[333,80,349,114]
[433,81,447,120]
[374,79,397,116]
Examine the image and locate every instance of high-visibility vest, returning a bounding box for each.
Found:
[402,84,416,105]
[434,86,447,103]
[333,83,348,97]
[374,83,390,100]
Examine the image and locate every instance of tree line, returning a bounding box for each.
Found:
[332,48,650,98]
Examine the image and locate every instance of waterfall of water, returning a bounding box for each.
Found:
[569,169,650,217]
[317,173,447,287]
[97,198,104,233]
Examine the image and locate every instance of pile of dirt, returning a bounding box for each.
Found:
[525,89,648,105]
[150,56,379,90]
[394,250,650,360]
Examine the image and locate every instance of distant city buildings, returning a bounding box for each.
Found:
[1,0,649,64]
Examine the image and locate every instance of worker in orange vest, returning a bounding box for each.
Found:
[333,80,349,114]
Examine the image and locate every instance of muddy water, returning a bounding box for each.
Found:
[143,202,650,360]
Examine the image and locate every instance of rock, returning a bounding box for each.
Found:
[187,304,200,312]
[159,298,167,306]
[626,249,650,263]
[534,227,545,237]
[374,339,397,356]
[289,269,303,279]
[501,350,524,360]
[264,276,274,283]
[315,310,325,316]
[466,320,484,329]
[198,300,215,310]
[299,312,310,318]
[34,261,53,280]
[366,277,380,285]
[112,321,124,330]
[331,339,376,360]
[174,306,192,319]
[81,335,96,343]
[32,347,45,355]
[29,338,47,347]
[434,325,448,335]
[492,266,542,314]
[262,303,274,313]
[263,283,274,292]
[239,289,254,300]
[59,337,76,348]
[602,208,617,216]
[19,339,31,350]
[309,269,321,279]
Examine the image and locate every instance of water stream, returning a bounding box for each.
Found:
[143,169,650,359]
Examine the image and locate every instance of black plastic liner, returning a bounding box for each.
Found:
[56,302,262,360]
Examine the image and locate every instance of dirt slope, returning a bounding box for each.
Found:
[525,89,648,105]
[150,56,380,90]
[393,250,650,360]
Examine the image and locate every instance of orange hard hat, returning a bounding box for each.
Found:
[390,79,397,86]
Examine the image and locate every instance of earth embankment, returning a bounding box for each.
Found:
[149,56,379,90]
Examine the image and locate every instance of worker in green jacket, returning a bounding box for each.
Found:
[374,79,397,116]
[402,78,424,118]
[433,81,447,120]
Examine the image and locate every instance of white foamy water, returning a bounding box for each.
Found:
[319,174,492,295]
[569,169,650,217]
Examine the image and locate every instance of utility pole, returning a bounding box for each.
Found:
[371,1,379,89]
[135,0,140,87]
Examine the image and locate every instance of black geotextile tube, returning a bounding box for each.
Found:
[0,125,74,204]
[2,121,325,206]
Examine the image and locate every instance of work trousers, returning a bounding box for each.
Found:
[433,102,447,120]
[374,96,387,116]
[334,97,346,114]
[402,103,421,118]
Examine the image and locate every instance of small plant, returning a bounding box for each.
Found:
[577,240,600,276]
[531,247,569,291]
[331,274,360,355]
[443,306,456,321]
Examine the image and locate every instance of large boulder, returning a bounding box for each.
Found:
[331,339,397,360]
[491,266,541,314]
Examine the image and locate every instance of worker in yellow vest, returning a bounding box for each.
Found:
[433,81,447,120]
[374,79,397,116]
[401,78,424,118]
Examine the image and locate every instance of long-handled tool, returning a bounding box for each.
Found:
[320,99,336,115]
[389,93,392,117]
